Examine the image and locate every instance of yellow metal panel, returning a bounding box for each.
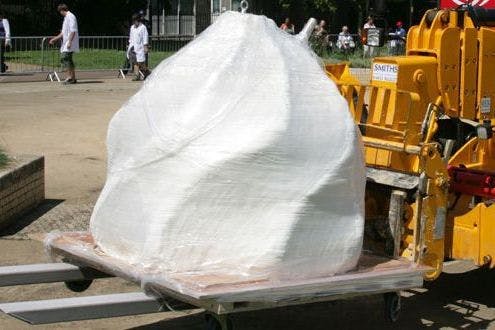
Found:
[460,27,478,120]
[325,63,361,86]
[365,148,392,167]
[450,203,495,268]
[449,138,495,173]
[451,205,480,263]
[371,57,437,139]
[479,204,495,268]
[384,90,396,127]
[477,27,495,120]
[415,145,449,280]
[437,28,461,116]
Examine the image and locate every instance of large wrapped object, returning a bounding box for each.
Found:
[90,12,365,281]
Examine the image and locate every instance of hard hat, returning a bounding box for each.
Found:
[396,21,403,27]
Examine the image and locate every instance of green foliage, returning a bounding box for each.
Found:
[323,53,372,68]
[3,0,148,36]
[279,0,291,10]
[312,0,338,12]
[0,149,8,169]
[279,0,339,12]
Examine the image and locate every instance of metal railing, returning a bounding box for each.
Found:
[1,35,194,76]
[310,33,406,60]
[1,33,404,76]
[1,37,46,73]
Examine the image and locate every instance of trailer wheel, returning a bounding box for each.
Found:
[64,279,93,292]
[384,292,401,322]
[204,313,233,330]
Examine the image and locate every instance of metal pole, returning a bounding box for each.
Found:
[409,0,414,27]
[177,0,181,35]
[0,292,165,325]
[0,263,111,287]
[193,0,197,36]
[41,37,46,72]
[146,0,151,20]
[162,7,165,35]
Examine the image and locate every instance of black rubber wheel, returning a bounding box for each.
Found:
[65,279,93,292]
[384,292,401,322]
[204,313,233,330]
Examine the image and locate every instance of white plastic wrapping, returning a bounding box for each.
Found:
[90,12,365,283]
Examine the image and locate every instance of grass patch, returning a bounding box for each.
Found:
[6,49,176,71]
[319,47,390,68]
[323,53,372,68]
[0,149,9,169]
[9,46,388,71]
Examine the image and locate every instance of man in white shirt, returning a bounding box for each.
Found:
[0,12,11,73]
[127,14,150,81]
[49,4,79,84]
[363,16,376,57]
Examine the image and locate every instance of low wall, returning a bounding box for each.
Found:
[0,155,45,229]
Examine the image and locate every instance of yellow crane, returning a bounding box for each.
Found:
[327,5,495,281]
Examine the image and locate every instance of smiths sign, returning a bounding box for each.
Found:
[372,63,398,83]
[440,0,495,8]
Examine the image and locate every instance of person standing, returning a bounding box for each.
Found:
[363,16,376,57]
[127,14,150,81]
[311,20,331,56]
[280,17,295,35]
[315,20,328,37]
[389,21,406,55]
[138,9,151,68]
[49,4,79,84]
[0,12,11,73]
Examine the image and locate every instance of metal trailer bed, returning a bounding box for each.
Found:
[0,231,428,329]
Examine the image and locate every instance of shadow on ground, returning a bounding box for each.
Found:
[131,268,495,330]
[0,199,64,236]
[70,80,104,84]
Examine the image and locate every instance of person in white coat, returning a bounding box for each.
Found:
[49,4,79,84]
[0,12,11,73]
[128,14,150,81]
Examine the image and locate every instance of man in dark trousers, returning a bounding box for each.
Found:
[49,4,79,84]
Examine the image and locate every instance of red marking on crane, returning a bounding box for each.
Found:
[448,166,495,198]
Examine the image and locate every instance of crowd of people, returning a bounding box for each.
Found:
[47,4,151,84]
[1,3,151,83]
[279,15,407,58]
[1,6,409,81]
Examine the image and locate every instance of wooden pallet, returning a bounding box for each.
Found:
[47,232,428,315]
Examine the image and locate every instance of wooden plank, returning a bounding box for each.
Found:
[47,232,428,314]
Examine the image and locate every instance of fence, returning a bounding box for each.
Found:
[0,35,194,76]
[0,33,404,76]
[311,33,406,60]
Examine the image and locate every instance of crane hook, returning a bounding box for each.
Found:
[241,0,249,14]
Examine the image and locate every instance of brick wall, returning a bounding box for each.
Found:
[0,156,45,229]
